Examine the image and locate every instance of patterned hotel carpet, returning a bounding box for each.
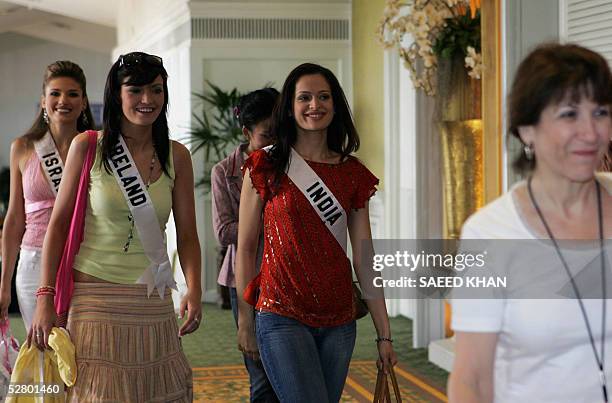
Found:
[9,303,448,402]
[193,361,447,402]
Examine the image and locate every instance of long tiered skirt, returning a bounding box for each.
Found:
[66,282,192,402]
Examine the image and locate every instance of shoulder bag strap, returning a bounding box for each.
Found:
[55,130,98,327]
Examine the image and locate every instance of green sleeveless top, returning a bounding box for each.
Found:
[73,138,175,283]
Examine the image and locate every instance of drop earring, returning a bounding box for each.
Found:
[81,111,89,126]
[43,109,49,124]
[524,143,535,160]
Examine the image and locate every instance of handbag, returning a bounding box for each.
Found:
[54,130,97,327]
[352,281,369,320]
[373,366,402,403]
[0,319,19,400]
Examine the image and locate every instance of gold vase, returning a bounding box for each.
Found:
[439,120,484,239]
[437,56,481,122]
[438,58,484,338]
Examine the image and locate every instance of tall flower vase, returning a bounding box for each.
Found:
[439,120,484,239]
[437,56,484,339]
[436,55,483,239]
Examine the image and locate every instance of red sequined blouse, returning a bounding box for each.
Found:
[242,149,379,327]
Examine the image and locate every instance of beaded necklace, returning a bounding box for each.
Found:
[123,146,157,252]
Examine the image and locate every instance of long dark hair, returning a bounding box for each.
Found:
[23,60,95,143]
[101,52,170,176]
[269,63,359,185]
[508,43,612,174]
[602,142,612,172]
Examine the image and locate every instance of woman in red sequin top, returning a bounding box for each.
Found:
[236,63,397,402]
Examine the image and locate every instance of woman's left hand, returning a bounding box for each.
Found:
[178,290,202,336]
[377,340,398,374]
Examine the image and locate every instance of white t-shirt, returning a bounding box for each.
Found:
[452,173,612,403]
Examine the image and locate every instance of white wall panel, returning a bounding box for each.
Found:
[561,0,612,65]
[505,0,559,188]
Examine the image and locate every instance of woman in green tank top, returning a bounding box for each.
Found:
[30,52,201,402]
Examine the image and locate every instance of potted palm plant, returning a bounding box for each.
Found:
[185,81,243,189]
[184,82,244,308]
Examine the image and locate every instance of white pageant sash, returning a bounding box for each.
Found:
[265,146,348,253]
[109,135,177,298]
[33,132,64,196]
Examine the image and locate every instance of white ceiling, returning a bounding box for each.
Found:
[0,0,117,52]
[4,0,118,27]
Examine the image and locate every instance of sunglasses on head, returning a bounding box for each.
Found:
[118,52,163,69]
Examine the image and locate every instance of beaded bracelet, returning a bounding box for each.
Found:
[375,336,393,343]
[35,286,56,297]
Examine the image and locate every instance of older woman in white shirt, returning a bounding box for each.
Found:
[449,43,612,403]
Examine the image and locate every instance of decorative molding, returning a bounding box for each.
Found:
[191,18,349,41]
[415,298,445,349]
[189,2,351,20]
[369,192,385,240]
[481,0,503,202]
[504,0,559,190]
[189,39,350,51]
[203,290,219,304]
[415,92,443,240]
[428,337,455,372]
[500,0,508,192]
[201,193,219,298]
[559,0,569,41]
[383,49,401,240]
[382,49,418,320]
[188,2,351,44]
[414,90,443,347]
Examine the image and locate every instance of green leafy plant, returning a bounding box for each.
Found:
[185,81,243,189]
[433,10,480,60]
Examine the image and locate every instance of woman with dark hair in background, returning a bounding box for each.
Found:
[235,63,396,402]
[30,52,200,401]
[601,142,611,171]
[0,61,94,331]
[212,87,279,403]
[449,43,612,402]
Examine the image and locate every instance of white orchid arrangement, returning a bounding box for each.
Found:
[464,45,482,79]
[377,0,482,96]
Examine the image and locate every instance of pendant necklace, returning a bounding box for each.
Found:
[528,177,607,402]
[123,147,157,252]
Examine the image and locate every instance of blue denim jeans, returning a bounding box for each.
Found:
[229,288,279,403]
[255,310,356,403]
